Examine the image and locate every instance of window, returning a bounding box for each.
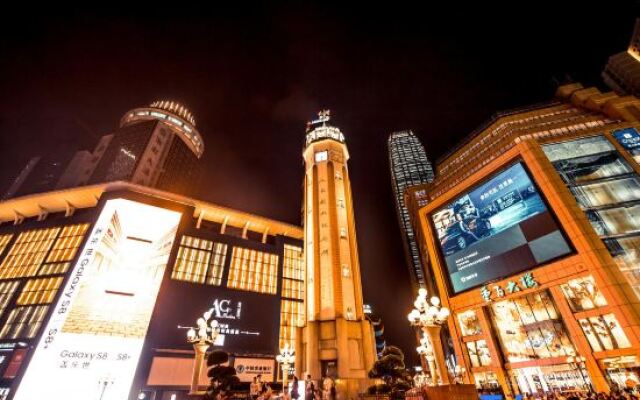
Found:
[315,151,328,162]
[0,305,48,339]
[0,281,19,318]
[280,299,304,349]
[40,224,89,276]
[283,245,304,280]
[0,225,89,280]
[457,309,482,336]
[579,313,631,351]
[171,236,227,286]
[491,291,575,363]
[0,235,13,258]
[560,276,607,312]
[282,279,304,300]
[0,228,60,279]
[544,135,640,301]
[16,277,64,305]
[466,340,491,367]
[227,247,278,294]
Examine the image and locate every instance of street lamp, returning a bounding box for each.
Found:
[567,355,591,390]
[276,343,296,394]
[181,308,221,395]
[408,288,450,385]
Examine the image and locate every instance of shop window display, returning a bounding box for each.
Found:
[602,356,640,390]
[560,276,608,312]
[490,291,575,363]
[511,365,591,395]
[466,339,491,367]
[473,371,500,391]
[579,313,631,352]
[457,309,482,336]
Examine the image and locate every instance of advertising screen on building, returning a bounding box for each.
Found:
[148,281,281,356]
[613,128,640,164]
[430,162,572,294]
[14,199,181,400]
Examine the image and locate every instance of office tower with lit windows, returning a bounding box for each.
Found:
[603,18,640,98]
[2,150,81,200]
[297,111,376,397]
[388,130,434,292]
[86,101,204,195]
[407,83,640,397]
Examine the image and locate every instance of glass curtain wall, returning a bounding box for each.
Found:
[543,136,640,299]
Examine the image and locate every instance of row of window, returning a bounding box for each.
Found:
[0,225,90,340]
[280,245,304,349]
[543,134,640,300]
[0,277,64,339]
[171,236,307,299]
[0,225,88,280]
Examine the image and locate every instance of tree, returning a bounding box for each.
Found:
[367,346,413,399]
[205,350,240,400]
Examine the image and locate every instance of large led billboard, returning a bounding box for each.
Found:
[431,162,571,294]
[14,199,181,400]
[148,281,281,356]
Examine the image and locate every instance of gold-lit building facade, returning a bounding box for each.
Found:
[409,84,640,397]
[0,182,304,400]
[297,112,376,397]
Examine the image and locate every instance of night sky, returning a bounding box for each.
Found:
[0,5,638,366]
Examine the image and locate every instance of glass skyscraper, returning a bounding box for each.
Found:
[388,130,434,291]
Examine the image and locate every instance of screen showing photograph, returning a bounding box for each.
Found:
[431,162,572,294]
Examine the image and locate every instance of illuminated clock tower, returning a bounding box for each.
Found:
[297,111,376,395]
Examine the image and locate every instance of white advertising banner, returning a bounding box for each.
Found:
[14,199,181,400]
[234,357,275,382]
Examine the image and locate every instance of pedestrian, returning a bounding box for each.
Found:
[291,376,300,400]
[250,377,260,400]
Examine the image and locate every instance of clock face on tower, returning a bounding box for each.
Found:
[315,151,328,162]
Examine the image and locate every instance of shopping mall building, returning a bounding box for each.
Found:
[0,182,304,400]
[408,83,640,397]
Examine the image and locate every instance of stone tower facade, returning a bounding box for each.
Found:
[296,111,376,395]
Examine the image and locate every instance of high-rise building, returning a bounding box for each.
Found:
[388,130,434,292]
[603,18,640,98]
[297,111,376,396]
[0,182,304,400]
[363,304,386,357]
[1,101,205,201]
[2,151,80,200]
[87,101,204,195]
[407,84,640,397]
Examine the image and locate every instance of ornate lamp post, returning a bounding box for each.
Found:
[408,288,450,385]
[567,355,590,390]
[276,343,295,394]
[182,308,220,395]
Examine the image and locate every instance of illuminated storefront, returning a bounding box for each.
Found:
[0,183,304,399]
[412,93,640,397]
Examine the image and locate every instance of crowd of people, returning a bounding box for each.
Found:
[519,390,640,400]
[247,374,336,400]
